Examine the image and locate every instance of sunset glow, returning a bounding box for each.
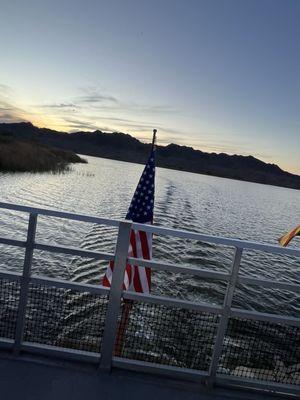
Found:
[0,0,299,174]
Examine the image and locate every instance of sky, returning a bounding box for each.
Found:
[0,0,299,174]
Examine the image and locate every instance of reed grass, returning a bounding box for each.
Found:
[0,133,86,172]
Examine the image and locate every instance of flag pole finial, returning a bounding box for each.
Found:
[152,129,157,149]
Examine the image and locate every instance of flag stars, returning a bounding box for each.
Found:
[125,150,155,223]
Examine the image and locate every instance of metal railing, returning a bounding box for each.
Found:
[0,201,299,396]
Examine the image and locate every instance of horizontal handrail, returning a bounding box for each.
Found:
[0,237,26,248]
[123,290,223,314]
[35,242,114,261]
[127,256,231,280]
[0,269,22,281]
[0,265,299,327]
[30,275,110,295]
[2,231,298,291]
[1,201,299,258]
[132,222,300,257]
[238,275,300,293]
[0,202,120,227]
[230,308,300,327]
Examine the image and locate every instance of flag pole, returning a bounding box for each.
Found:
[151,129,157,150]
[114,129,157,357]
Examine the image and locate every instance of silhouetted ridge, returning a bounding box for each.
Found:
[0,122,299,189]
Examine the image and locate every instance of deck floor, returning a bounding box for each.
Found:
[0,355,285,400]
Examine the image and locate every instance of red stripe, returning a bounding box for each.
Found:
[130,230,138,259]
[103,227,152,293]
[139,231,151,290]
[145,267,151,288]
[125,264,132,288]
[133,265,143,292]
[130,231,143,292]
[102,260,114,287]
[102,275,110,287]
[139,231,150,259]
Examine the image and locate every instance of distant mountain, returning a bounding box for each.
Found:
[0,122,299,190]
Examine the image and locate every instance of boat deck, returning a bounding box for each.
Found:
[0,202,299,399]
[0,354,285,400]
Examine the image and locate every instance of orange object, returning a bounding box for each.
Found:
[278,225,300,247]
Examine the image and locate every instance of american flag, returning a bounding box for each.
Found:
[102,146,155,293]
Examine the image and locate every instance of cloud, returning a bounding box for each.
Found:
[32,86,178,136]
[76,87,118,104]
[62,117,109,131]
[89,102,177,115]
[0,101,25,123]
[0,83,26,122]
[79,94,118,103]
[0,85,43,125]
[39,103,79,109]
[76,85,177,115]
[0,84,14,96]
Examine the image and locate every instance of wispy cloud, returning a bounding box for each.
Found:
[75,85,177,115]
[0,96,26,123]
[39,103,79,109]
[76,87,118,104]
[61,117,110,132]
[31,85,180,138]
[88,102,177,115]
[0,83,48,126]
[0,84,14,96]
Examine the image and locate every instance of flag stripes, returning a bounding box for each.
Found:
[102,228,152,293]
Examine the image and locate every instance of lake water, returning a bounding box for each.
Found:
[0,155,299,317]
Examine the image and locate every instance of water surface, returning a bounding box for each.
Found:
[0,155,299,316]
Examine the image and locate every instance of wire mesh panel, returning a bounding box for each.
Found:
[217,317,300,385]
[23,283,108,353]
[115,300,219,371]
[0,278,20,340]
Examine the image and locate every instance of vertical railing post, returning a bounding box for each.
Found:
[99,220,132,371]
[207,246,243,385]
[13,212,37,355]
